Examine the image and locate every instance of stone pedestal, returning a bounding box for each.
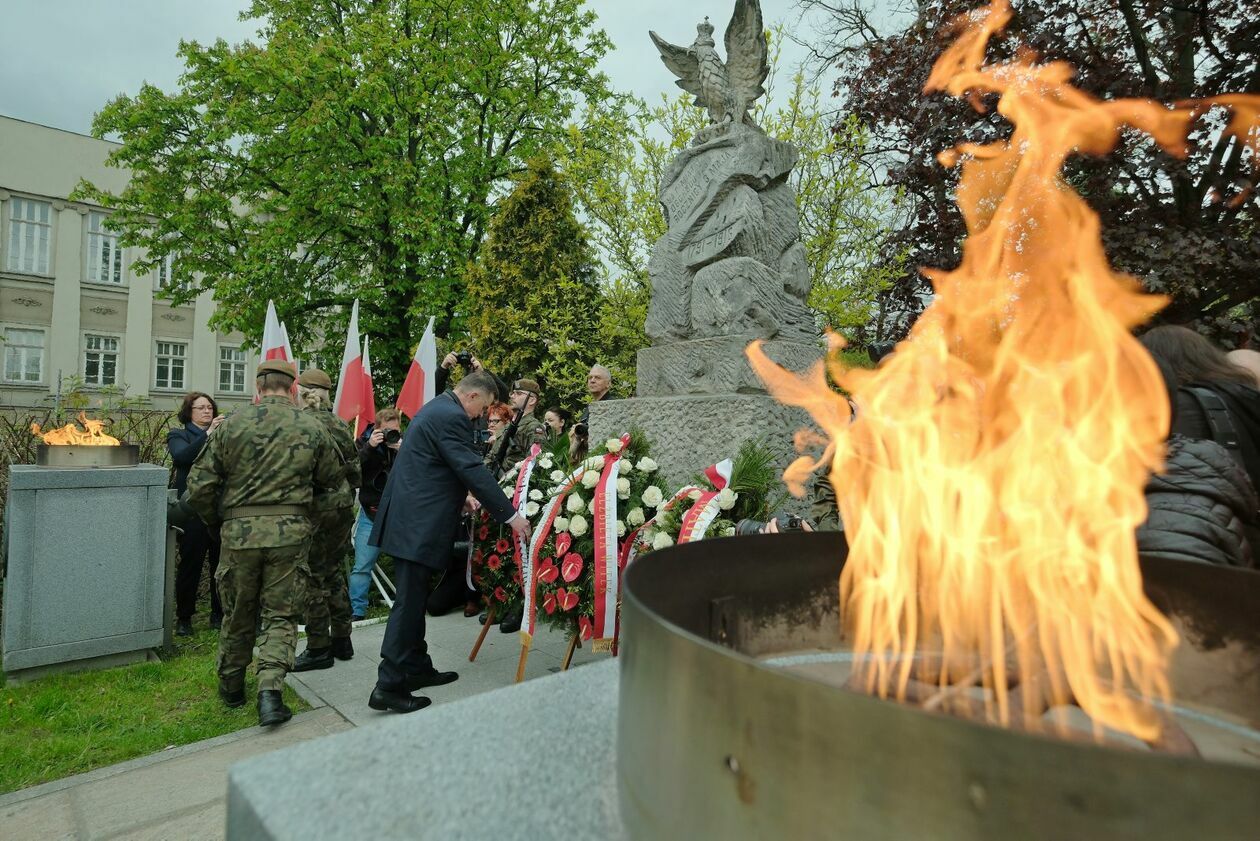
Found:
[635,337,820,397]
[589,392,814,500]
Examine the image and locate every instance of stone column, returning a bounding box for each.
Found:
[48,204,85,393]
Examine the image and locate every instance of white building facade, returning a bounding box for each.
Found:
[0,114,258,411]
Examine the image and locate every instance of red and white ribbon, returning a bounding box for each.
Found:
[620,484,700,570]
[520,463,586,646]
[591,433,631,646]
[510,444,543,582]
[678,458,732,544]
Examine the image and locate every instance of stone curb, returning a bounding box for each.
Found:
[0,708,341,809]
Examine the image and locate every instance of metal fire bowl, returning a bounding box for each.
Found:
[35,444,140,468]
[618,532,1260,841]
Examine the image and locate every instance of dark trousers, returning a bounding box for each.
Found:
[377,560,436,691]
[176,518,222,621]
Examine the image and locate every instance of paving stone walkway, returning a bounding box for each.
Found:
[0,613,596,839]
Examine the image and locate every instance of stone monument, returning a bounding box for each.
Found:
[590,0,821,487]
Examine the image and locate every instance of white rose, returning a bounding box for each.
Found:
[626,507,646,527]
[721,526,736,537]
[585,456,605,471]
[641,486,663,508]
[620,460,633,474]
[616,477,631,499]
[566,494,586,513]
[554,516,570,533]
[539,457,553,469]
[637,457,658,473]
[605,438,624,454]
[688,489,703,501]
[652,531,674,550]
[525,501,540,517]
[616,520,627,537]
[550,470,565,483]
[568,513,589,537]
[588,497,598,514]
[716,487,737,511]
[529,488,543,501]
[581,470,601,489]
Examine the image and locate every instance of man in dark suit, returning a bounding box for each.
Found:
[368,370,529,713]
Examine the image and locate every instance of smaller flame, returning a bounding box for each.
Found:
[31,412,122,446]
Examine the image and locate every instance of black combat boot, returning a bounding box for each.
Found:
[218,681,246,709]
[257,690,292,726]
[330,636,354,661]
[498,608,523,634]
[291,646,335,671]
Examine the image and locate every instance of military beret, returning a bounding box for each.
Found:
[256,358,297,380]
[513,377,541,395]
[297,368,333,389]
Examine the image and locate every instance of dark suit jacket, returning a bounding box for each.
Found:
[369,390,517,568]
[167,422,209,495]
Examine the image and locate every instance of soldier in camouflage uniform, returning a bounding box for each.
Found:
[292,368,362,672]
[186,359,342,727]
[488,377,548,476]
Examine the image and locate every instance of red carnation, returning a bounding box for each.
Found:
[477,525,490,540]
[561,552,584,583]
[578,616,594,641]
[537,560,559,584]
[555,533,572,557]
[543,592,557,615]
[557,588,579,611]
[471,549,484,565]
[495,538,511,554]
[487,554,502,570]
[494,586,508,603]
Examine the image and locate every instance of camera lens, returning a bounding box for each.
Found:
[383,429,401,444]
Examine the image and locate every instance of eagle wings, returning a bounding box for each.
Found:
[649,0,769,127]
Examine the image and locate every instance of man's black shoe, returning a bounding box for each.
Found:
[351,614,365,622]
[498,610,522,634]
[478,611,489,624]
[209,613,223,630]
[292,647,334,672]
[257,690,292,726]
[330,636,354,661]
[219,684,246,708]
[368,686,432,714]
[175,619,193,637]
[403,670,459,691]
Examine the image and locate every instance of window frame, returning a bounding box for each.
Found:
[4,196,54,277]
[153,338,188,392]
[217,344,249,395]
[1,324,47,385]
[82,331,123,387]
[85,211,125,286]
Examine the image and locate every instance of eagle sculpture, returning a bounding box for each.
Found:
[649,0,769,128]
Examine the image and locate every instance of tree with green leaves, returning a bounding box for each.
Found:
[75,0,618,394]
[464,156,602,410]
[556,27,903,383]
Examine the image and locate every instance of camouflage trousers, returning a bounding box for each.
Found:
[215,540,311,693]
[303,506,355,649]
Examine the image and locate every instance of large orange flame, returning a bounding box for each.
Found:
[31,412,121,446]
[750,0,1259,742]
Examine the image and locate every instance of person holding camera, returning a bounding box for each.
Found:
[348,407,403,621]
[488,377,547,476]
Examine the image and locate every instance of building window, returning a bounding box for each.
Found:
[155,252,174,289]
[2,327,45,384]
[219,346,247,393]
[84,334,120,386]
[87,212,124,285]
[5,198,53,275]
[154,341,186,390]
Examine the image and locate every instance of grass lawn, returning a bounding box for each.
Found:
[0,618,308,795]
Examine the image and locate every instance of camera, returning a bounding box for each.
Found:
[734,513,804,536]
[573,422,588,437]
[455,350,474,369]
[383,428,402,445]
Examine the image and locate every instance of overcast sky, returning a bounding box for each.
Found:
[0,0,839,138]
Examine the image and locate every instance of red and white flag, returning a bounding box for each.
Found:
[261,301,290,362]
[396,316,436,420]
[280,320,295,370]
[333,299,365,424]
[358,335,377,438]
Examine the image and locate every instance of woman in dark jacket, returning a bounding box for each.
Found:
[1136,355,1259,568]
[167,391,225,635]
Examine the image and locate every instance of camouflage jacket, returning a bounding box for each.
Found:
[489,410,548,474]
[305,407,362,511]
[186,395,342,549]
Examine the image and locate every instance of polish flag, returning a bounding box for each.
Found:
[261,301,290,362]
[280,321,296,371]
[358,336,377,438]
[396,316,436,420]
[333,299,365,424]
